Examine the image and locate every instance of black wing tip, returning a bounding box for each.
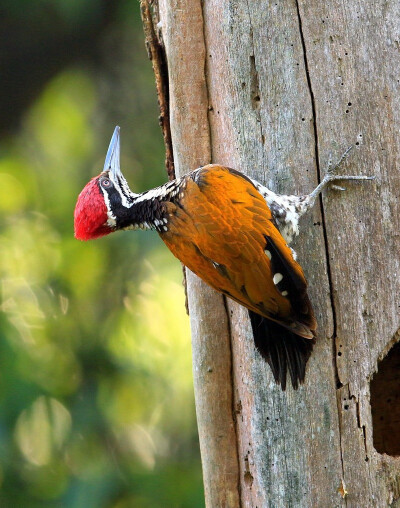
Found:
[249,311,315,390]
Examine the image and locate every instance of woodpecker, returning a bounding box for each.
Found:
[74,126,374,390]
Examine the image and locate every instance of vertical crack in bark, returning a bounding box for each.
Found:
[294,0,347,501]
[352,392,373,491]
[294,1,340,384]
[245,1,266,166]
[200,0,214,163]
[249,54,261,115]
[336,387,348,507]
[294,1,343,382]
[222,298,243,508]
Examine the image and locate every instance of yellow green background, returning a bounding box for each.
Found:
[0,1,203,506]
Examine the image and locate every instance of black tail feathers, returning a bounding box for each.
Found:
[249,311,315,390]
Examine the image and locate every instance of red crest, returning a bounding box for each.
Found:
[74,178,112,241]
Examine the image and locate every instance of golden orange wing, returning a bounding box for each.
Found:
[160,164,316,337]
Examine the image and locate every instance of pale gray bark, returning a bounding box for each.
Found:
[154,1,400,506]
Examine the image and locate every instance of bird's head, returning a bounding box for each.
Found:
[74,126,135,241]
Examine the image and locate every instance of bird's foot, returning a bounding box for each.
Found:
[307,146,375,205]
[321,145,375,191]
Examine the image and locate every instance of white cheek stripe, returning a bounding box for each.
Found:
[108,174,135,208]
[116,175,136,208]
[101,186,117,226]
[100,173,186,229]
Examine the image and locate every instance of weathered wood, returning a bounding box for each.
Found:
[298,2,400,505]
[202,3,342,506]
[156,1,241,506]
[150,0,400,506]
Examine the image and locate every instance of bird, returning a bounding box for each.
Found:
[74,126,374,390]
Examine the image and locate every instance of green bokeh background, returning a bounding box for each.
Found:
[0,1,203,506]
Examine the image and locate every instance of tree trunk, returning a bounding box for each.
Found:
[143,1,400,506]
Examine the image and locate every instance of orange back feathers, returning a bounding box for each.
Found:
[160,165,316,338]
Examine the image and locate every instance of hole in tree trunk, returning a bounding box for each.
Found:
[370,341,400,456]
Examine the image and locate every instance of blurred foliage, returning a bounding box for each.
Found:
[0,1,203,507]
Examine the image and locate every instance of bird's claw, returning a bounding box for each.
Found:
[323,145,375,185]
[306,144,375,206]
[326,145,354,176]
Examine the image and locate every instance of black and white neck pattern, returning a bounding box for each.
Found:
[101,173,188,233]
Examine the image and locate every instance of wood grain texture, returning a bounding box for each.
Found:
[156,1,241,506]
[298,2,400,505]
[154,0,400,506]
[203,2,342,506]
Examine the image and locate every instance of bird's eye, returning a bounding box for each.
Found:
[102,178,111,187]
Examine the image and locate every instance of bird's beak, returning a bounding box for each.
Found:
[103,125,121,179]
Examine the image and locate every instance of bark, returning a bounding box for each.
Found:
[143,1,400,506]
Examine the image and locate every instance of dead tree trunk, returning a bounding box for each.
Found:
[143,1,400,506]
